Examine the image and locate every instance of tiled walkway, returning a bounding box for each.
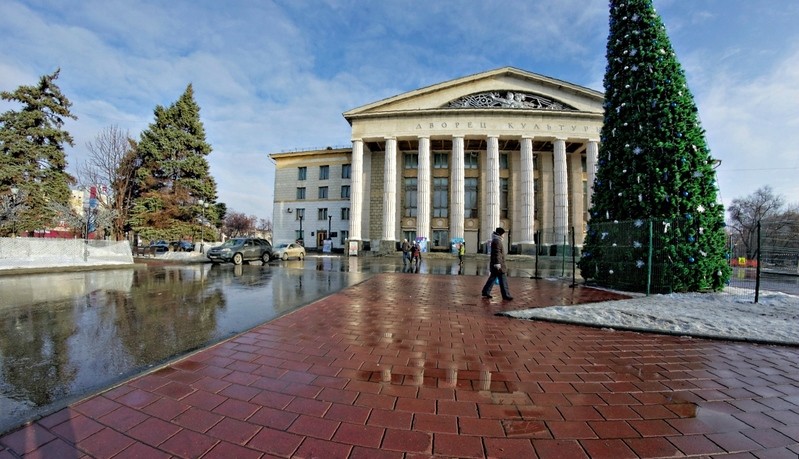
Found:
[2,274,799,458]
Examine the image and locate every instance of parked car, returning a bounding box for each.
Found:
[206,237,272,265]
[148,240,170,253]
[272,242,306,261]
[169,240,195,252]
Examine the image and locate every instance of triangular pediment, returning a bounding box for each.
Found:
[343,67,603,121]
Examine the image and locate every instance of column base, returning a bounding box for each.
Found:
[378,240,398,255]
[512,243,537,255]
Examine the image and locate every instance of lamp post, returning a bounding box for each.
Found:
[198,199,208,252]
[328,215,332,240]
[298,215,304,245]
[10,186,18,237]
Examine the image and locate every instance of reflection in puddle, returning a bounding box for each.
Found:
[0,264,367,435]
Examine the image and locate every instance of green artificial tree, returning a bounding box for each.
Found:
[579,0,731,292]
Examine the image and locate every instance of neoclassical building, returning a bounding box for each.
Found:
[270,67,603,254]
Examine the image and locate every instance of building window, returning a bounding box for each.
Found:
[465,178,478,218]
[433,177,448,218]
[340,230,349,245]
[404,153,418,169]
[318,208,328,220]
[318,186,328,199]
[319,165,329,180]
[433,152,448,169]
[296,208,305,220]
[465,152,479,169]
[432,230,449,248]
[298,167,307,180]
[499,153,509,170]
[341,207,350,220]
[403,230,416,243]
[404,178,417,217]
[342,163,351,179]
[500,178,509,219]
[341,185,350,199]
[296,187,306,200]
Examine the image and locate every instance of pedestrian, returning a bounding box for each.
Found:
[458,242,465,264]
[401,238,411,266]
[481,227,513,300]
[411,242,422,265]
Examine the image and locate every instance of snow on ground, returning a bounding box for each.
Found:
[501,287,799,346]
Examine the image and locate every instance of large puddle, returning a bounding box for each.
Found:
[0,260,368,434]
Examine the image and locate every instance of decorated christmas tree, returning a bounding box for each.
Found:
[579,0,731,292]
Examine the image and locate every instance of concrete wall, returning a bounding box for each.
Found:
[0,238,134,271]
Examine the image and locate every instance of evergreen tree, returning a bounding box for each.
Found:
[0,70,76,235]
[129,84,218,241]
[579,0,730,292]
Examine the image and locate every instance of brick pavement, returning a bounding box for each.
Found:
[1,273,798,458]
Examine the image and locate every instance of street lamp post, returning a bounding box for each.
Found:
[328,215,332,240]
[10,186,18,237]
[198,199,208,252]
[298,215,304,245]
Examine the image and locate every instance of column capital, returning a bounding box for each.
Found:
[384,136,396,141]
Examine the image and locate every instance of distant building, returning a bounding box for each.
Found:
[270,67,603,254]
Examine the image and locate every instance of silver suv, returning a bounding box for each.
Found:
[206,238,273,265]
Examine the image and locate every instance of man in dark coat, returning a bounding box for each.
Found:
[481,227,513,300]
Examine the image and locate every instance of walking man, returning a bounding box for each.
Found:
[401,238,411,266]
[481,227,513,300]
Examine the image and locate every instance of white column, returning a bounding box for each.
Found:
[450,135,465,240]
[417,136,431,240]
[349,139,364,242]
[586,139,599,212]
[382,137,397,242]
[484,135,500,238]
[519,136,535,244]
[553,138,568,247]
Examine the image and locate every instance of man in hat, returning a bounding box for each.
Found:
[481,227,513,300]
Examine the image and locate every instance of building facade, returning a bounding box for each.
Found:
[270,67,603,254]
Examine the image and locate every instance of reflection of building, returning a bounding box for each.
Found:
[270,67,603,254]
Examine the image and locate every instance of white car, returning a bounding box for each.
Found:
[272,242,306,261]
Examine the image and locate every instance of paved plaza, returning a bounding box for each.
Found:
[1,272,799,458]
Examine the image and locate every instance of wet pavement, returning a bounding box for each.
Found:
[1,255,799,458]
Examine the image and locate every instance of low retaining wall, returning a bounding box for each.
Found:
[0,238,134,272]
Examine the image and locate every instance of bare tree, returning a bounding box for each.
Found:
[727,186,797,259]
[257,218,272,234]
[224,211,256,237]
[76,125,138,240]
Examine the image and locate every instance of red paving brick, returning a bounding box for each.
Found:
[2,274,799,458]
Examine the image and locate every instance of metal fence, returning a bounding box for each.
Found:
[520,220,799,302]
[727,219,799,302]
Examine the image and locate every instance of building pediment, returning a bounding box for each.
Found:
[343,67,603,123]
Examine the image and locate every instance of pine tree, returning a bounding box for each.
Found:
[579,0,731,292]
[129,84,218,241]
[0,69,76,235]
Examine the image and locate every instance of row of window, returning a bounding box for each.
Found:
[405,152,511,170]
[292,207,350,221]
[298,164,351,181]
[297,153,509,182]
[402,177,510,219]
[297,178,510,218]
[296,185,350,200]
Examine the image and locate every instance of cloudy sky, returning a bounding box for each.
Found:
[2,0,798,221]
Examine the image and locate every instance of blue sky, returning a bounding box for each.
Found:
[2,0,798,221]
